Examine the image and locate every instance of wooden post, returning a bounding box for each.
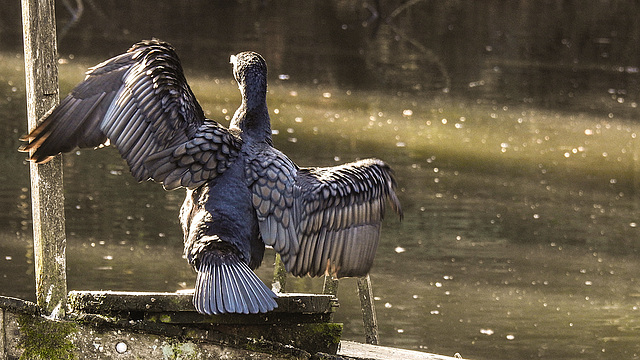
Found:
[21,0,67,318]
[272,253,287,292]
[322,275,339,296]
[357,275,379,345]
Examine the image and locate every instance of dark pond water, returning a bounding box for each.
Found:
[1,1,640,359]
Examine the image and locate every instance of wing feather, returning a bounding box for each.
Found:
[248,150,402,279]
[20,39,240,189]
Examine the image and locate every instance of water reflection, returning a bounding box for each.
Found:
[1,1,640,359]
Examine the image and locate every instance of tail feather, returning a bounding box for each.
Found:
[194,252,277,315]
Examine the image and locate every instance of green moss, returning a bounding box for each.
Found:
[161,341,197,359]
[17,314,76,360]
[240,322,342,357]
[301,323,342,353]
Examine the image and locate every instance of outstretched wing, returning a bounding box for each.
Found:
[248,150,402,278]
[20,39,238,189]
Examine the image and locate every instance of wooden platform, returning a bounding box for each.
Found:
[1,291,341,359]
[1,292,467,359]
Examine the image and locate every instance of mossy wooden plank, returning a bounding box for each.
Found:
[145,310,333,325]
[68,290,338,316]
[4,310,312,359]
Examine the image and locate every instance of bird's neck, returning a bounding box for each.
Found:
[230,94,272,143]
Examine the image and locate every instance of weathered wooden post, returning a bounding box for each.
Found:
[357,274,379,345]
[21,0,67,318]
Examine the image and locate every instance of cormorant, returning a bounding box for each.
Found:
[20,40,402,315]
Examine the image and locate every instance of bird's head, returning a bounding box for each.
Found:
[230,51,267,95]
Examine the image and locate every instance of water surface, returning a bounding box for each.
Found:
[1,1,639,359]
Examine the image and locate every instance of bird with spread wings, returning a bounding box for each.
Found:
[20,40,402,315]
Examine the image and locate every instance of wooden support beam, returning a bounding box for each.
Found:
[21,0,67,318]
[272,253,287,292]
[322,275,339,296]
[357,275,379,345]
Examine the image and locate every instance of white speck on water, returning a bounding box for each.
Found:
[480,329,494,336]
[278,74,290,80]
[402,109,413,116]
[506,334,515,340]
[384,302,392,308]
[394,246,406,253]
[322,92,332,98]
